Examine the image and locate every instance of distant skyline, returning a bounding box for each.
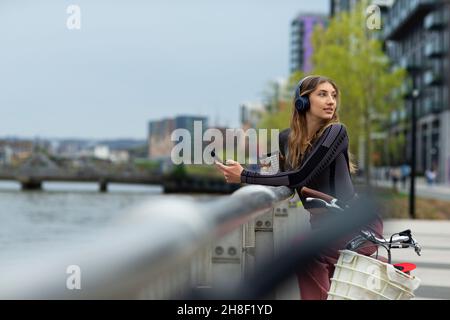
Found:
[0,0,329,139]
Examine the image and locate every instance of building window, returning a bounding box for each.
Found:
[444,87,449,109]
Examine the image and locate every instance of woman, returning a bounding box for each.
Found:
[215,75,383,300]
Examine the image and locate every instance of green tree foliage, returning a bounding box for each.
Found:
[257,105,291,131]
[310,0,405,183]
[170,164,187,180]
[388,133,406,166]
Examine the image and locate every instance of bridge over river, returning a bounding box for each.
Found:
[0,153,238,194]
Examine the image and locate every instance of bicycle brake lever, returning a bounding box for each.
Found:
[329,199,344,211]
[408,235,422,256]
[414,241,422,256]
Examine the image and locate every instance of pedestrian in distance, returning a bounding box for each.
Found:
[425,165,437,186]
[400,163,410,190]
[390,166,401,193]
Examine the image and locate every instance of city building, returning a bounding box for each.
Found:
[290,13,327,74]
[240,102,265,129]
[110,150,130,164]
[148,118,174,160]
[330,0,394,17]
[328,0,450,182]
[383,0,450,182]
[262,78,293,114]
[0,139,33,165]
[330,0,358,16]
[330,0,394,43]
[148,115,208,161]
[0,145,13,165]
[93,145,110,161]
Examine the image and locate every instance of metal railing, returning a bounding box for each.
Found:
[0,185,313,299]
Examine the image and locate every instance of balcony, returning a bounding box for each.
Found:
[425,41,446,58]
[384,0,440,40]
[424,10,448,30]
[423,98,443,114]
[399,56,422,71]
[424,70,444,85]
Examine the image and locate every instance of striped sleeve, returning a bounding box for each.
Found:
[240,124,349,189]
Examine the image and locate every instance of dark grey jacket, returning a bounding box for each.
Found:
[241,123,355,207]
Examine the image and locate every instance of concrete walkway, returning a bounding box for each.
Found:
[384,219,450,300]
[364,177,450,299]
[371,177,450,202]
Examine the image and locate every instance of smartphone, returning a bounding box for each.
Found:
[211,150,224,164]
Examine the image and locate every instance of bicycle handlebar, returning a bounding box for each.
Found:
[347,228,422,258]
[301,187,422,258]
[301,187,345,211]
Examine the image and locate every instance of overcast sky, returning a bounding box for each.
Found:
[0,0,329,139]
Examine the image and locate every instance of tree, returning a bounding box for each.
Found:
[310,0,405,185]
[388,133,406,166]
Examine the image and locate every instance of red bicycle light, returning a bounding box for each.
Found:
[394,263,416,274]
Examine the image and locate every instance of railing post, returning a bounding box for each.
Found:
[99,180,108,192]
[253,208,275,299]
[242,218,256,279]
[191,246,212,291]
[19,177,43,191]
[272,192,310,300]
[138,262,191,299]
[210,228,243,290]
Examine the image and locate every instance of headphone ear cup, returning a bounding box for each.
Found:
[295,96,310,113]
[294,76,311,113]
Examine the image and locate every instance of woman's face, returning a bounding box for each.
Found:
[307,82,337,121]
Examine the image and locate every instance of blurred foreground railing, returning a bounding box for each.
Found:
[0,183,378,300]
[0,185,314,299]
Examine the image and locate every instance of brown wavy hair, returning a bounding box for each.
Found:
[286,75,356,173]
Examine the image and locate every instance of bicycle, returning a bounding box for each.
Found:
[300,187,422,300]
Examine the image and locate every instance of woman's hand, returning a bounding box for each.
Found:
[215,160,244,183]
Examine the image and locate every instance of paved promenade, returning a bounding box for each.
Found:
[371,177,450,202]
[384,219,450,300]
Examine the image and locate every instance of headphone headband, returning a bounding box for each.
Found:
[298,75,314,95]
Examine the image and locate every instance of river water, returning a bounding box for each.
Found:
[0,181,219,267]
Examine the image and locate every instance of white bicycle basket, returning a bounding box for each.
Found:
[327,250,421,300]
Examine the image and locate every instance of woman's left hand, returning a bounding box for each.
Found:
[215,160,244,183]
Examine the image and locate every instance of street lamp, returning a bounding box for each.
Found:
[409,82,419,220]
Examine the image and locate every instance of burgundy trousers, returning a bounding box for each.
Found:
[296,213,384,300]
